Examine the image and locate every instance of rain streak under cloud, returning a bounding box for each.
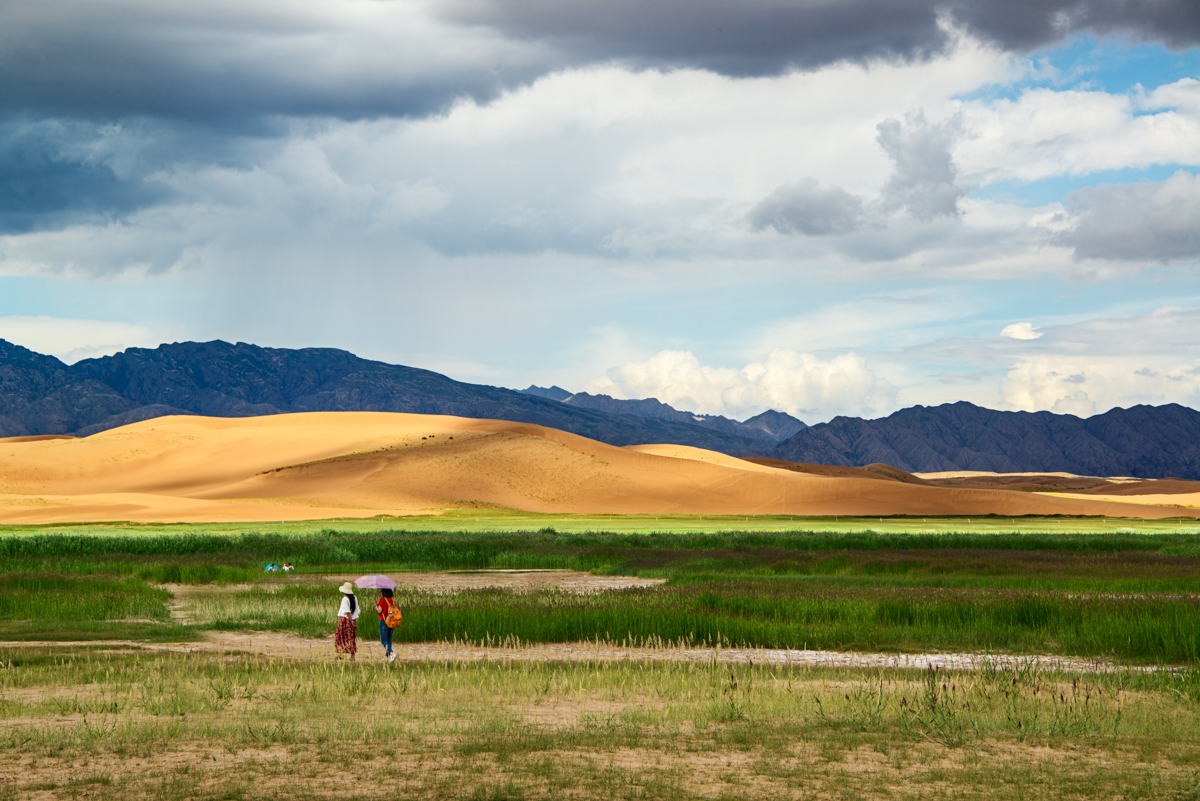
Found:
[1,0,1200,422]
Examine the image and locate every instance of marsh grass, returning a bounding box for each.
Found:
[4,527,1200,659]
[0,574,170,621]
[1,647,1198,799]
[4,528,1200,572]
[188,579,1200,662]
[0,572,201,641]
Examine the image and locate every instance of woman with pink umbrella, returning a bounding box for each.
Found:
[357,574,399,663]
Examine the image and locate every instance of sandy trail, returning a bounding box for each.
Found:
[1,632,1150,674]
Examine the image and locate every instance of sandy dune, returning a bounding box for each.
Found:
[0,411,1196,523]
[756,458,1200,495]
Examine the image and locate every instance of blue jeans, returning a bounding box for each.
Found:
[379,620,393,654]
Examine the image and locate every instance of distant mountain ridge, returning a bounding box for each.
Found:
[772,401,1200,479]
[0,339,764,453]
[519,385,573,401]
[4,339,1200,478]
[555,391,806,443]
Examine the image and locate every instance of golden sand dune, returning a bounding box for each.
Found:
[625,444,795,475]
[0,412,1196,523]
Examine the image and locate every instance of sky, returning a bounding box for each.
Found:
[2,0,1200,424]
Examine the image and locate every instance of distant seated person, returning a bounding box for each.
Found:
[281,563,294,571]
[265,563,278,572]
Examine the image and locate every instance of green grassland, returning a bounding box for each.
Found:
[1,521,1198,661]
[2,519,1200,798]
[2,647,1199,800]
[192,580,1200,662]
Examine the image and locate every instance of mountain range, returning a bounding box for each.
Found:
[776,401,1200,479]
[538,390,807,442]
[3,338,1200,478]
[0,339,763,452]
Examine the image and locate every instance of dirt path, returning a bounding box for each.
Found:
[1,631,1151,673]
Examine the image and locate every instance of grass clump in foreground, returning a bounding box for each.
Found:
[1,647,1199,800]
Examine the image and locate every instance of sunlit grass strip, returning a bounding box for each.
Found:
[3,511,1200,537]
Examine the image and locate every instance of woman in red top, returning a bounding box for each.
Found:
[375,588,396,663]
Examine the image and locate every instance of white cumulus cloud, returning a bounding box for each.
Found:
[957,79,1200,185]
[1000,322,1042,340]
[1001,355,1200,417]
[587,348,897,423]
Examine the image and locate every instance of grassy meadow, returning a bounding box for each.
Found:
[2,522,1200,660]
[2,517,1200,798]
[3,647,1200,800]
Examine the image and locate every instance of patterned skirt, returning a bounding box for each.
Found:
[334,616,357,655]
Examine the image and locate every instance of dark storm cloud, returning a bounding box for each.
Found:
[0,1,543,125]
[1061,170,1200,262]
[444,0,1200,77]
[3,1,1199,127]
[0,114,270,235]
[446,0,948,77]
[0,117,175,235]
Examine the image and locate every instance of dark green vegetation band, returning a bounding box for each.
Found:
[3,527,1199,563]
[3,528,1199,662]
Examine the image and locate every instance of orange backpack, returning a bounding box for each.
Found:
[383,598,402,629]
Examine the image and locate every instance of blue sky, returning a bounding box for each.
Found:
[2,1,1199,423]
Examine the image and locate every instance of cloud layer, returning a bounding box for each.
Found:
[1061,170,1200,262]
[3,0,1198,129]
[0,0,550,122]
[747,110,965,238]
[588,349,898,422]
[1002,355,1200,417]
[446,0,1200,76]
[0,3,1198,423]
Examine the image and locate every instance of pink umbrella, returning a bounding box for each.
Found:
[355,574,397,590]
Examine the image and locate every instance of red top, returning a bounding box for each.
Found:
[376,597,392,621]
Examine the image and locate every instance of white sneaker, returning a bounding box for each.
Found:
[387,652,396,663]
